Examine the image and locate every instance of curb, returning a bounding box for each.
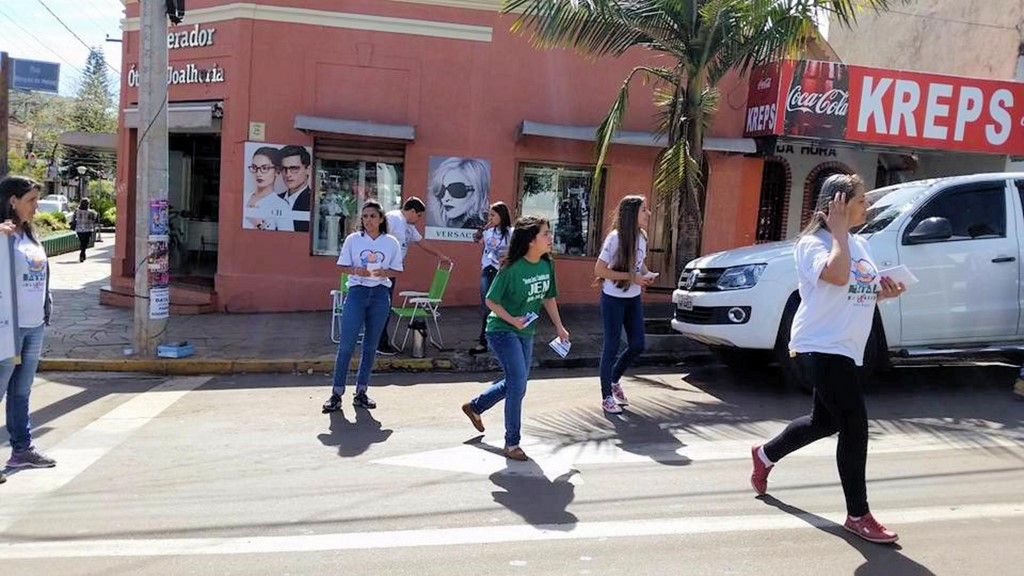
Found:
[39,351,710,376]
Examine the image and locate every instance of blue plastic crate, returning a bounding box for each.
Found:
[157,342,195,359]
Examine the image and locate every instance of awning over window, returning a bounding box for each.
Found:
[57,131,117,152]
[123,101,223,132]
[294,115,415,141]
[518,120,756,153]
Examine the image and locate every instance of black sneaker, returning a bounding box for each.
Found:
[353,392,376,409]
[376,342,399,356]
[322,394,342,413]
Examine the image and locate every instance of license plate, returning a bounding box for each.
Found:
[678,295,693,311]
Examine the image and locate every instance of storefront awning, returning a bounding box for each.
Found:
[57,131,117,152]
[123,101,223,132]
[294,115,415,141]
[518,120,756,153]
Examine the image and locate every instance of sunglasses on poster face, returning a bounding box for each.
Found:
[437,182,475,199]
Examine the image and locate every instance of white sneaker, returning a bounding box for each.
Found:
[602,396,623,414]
[611,382,629,405]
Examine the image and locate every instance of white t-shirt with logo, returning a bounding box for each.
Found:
[597,230,648,298]
[14,233,48,328]
[385,210,422,259]
[789,230,880,365]
[480,227,510,270]
[336,231,403,289]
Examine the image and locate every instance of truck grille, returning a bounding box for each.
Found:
[678,268,725,292]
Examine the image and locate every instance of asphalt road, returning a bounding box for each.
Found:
[1,361,1021,575]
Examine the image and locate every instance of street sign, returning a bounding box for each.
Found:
[10,58,60,93]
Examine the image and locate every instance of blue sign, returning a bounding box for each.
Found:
[10,59,60,93]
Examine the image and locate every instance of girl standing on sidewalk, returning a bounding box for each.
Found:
[468,202,512,355]
[72,198,98,262]
[323,199,403,413]
[593,195,656,414]
[749,174,905,544]
[0,176,57,477]
[461,216,570,461]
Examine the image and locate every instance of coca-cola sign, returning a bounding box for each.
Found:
[744,59,1024,156]
[785,86,849,116]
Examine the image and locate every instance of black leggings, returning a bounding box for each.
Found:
[77,231,93,260]
[763,352,870,517]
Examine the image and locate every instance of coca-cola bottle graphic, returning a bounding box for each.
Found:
[784,60,850,139]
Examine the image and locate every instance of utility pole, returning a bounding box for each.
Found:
[133,0,170,356]
[0,52,9,177]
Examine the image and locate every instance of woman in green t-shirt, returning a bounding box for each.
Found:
[461,216,570,461]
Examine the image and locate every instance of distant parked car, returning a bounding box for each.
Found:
[37,199,73,222]
[42,194,70,212]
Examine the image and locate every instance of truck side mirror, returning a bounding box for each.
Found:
[907,217,953,244]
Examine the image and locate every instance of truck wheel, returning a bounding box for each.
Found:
[773,293,808,392]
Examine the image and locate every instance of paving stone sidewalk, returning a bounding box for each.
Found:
[45,234,705,372]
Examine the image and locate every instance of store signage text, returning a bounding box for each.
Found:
[775,144,837,157]
[127,63,226,87]
[745,59,1024,156]
[168,25,216,49]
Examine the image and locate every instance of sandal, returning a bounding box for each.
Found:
[503,446,529,461]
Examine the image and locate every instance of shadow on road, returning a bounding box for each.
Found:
[317,408,393,457]
[489,461,578,530]
[758,495,937,576]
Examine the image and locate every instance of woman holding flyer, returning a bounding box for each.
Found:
[750,174,906,544]
[322,199,402,413]
[593,195,656,414]
[461,216,569,461]
[469,201,512,355]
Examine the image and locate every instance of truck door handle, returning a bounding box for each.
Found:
[992,256,1016,263]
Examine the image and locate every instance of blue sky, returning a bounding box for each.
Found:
[0,0,125,97]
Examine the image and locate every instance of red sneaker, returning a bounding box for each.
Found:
[844,513,899,544]
[750,445,772,495]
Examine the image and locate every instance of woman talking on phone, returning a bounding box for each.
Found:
[593,195,655,414]
[322,199,402,413]
[461,216,569,461]
[750,174,906,544]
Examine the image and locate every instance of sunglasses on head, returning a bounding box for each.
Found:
[438,182,475,199]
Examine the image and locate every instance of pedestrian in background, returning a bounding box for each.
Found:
[323,199,403,413]
[461,216,569,461]
[750,174,905,544]
[0,176,57,480]
[72,197,99,262]
[593,195,656,414]
[469,201,512,355]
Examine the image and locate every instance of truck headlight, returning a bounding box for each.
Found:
[716,264,767,291]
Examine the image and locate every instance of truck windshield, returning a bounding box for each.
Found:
[856,185,932,234]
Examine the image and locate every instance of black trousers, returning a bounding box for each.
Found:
[77,231,93,261]
[763,352,870,517]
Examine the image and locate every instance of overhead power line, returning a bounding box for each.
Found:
[0,6,85,76]
[34,0,121,76]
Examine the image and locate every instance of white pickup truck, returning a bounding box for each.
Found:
[671,172,1024,381]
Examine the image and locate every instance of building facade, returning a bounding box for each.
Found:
[111,0,763,313]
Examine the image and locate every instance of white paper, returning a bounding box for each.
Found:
[642,271,660,280]
[521,312,539,327]
[549,337,571,358]
[878,265,919,287]
[149,287,170,319]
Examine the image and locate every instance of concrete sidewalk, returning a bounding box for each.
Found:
[41,234,707,374]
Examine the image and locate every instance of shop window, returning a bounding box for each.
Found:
[312,157,403,256]
[518,163,605,257]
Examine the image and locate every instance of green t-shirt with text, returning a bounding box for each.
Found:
[485,257,558,336]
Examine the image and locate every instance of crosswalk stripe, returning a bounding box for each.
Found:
[0,503,1020,559]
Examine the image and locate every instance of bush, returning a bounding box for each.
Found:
[101,207,116,227]
[34,212,70,237]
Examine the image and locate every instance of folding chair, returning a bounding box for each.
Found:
[330,273,361,344]
[390,261,454,351]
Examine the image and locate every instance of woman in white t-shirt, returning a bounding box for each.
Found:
[468,201,512,355]
[750,174,906,545]
[322,199,403,413]
[593,195,656,414]
[0,176,57,479]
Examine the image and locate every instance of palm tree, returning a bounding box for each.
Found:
[501,0,908,274]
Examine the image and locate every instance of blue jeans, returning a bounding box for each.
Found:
[477,266,497,344]
[332,285,391,395]
[599,292,645,400]
[1,325,46,453]
[470,331,533,447]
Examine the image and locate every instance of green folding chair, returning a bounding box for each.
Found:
[329,273,353,344]
[390,261,454,351]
